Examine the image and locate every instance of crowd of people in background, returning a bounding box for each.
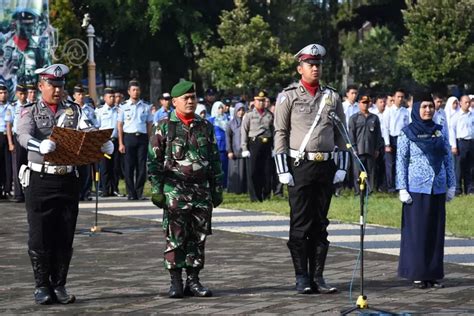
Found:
[0,79,473,203]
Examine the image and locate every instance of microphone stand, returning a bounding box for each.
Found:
[329,112,391,315]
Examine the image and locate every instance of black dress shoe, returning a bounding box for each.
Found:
[127,196,138,200]
[428,280,445,288]
[34,286,54,305]
[184,279,213,297]
[53,286,76,304]
[413,281,428,289]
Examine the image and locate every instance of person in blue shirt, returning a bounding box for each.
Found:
[153,92,174,124]
[0,82,12,199]
[209,101,229,188]
[396,92,456,290]
[95,87,123,197]
[117,80,153,200]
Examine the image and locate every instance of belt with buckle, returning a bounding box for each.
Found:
[252,136,271,144]
[289,149,333,162]
[28,162,75,175]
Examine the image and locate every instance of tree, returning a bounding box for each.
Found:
[199,0,294,95]
[398,0,474,88]
[341,26,408,93]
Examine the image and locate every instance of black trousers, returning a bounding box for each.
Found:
[12,136,27,199]
[78,164,92,200]
[248,138,272,202]
[375,148,386,191]
[0,134,7,194]
[25,171,80,252]
[384,136,398,192]
[457,139,474,194]
[287,157,336,245]
[353,154,375,194]
[124,133,148,199]
[100,139,120,194]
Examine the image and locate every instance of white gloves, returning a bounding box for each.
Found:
[399,189,412,204]
[333,170,346,184]
[241,150,251,158]
[446,187,456,202]
[39,139,56,154]
[278,172,294,186]
[101,140,114,155]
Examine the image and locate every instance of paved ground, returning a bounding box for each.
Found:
[1,200,474,315]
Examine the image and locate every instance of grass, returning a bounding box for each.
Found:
[122,181,474,238]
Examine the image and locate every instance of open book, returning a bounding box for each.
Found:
[44,126,113,165]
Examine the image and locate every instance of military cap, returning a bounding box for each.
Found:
[160,92,171,100]
[35,64,69,86]
[0,80,7,91]
[223,98,232,105]
[74,85,85,93]
[254,90,268,100]
[359,95,371,104]
[171,80,195,98]
[104,87,115,95]
[294,44,326,64]
[128,79,140,88]
[16,84,27,93]
[26,84,36,91]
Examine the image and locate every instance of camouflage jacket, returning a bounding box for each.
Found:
[148,111,223,196]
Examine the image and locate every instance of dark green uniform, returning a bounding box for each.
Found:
[148,111,223,270]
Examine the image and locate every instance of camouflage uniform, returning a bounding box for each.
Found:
[148,111,223,270]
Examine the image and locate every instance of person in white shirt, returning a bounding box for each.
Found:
[449,95,474,195]
[382,89,409,192]
[432,93,448,135]
[342,85,359,126]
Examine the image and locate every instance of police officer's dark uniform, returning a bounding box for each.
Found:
[274,44,349,294]
[241,91,274,202]
[17,64,113,305]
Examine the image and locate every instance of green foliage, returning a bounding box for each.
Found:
[341,26,407,92]
[199,0,295,94]
[398,0,474,87]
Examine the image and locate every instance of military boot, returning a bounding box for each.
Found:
[28,249,53,305]
[184,267,212,297]
[309,244,337,294]
[50,249,76,304]
[168,269,184,298]
[287,239,312,294]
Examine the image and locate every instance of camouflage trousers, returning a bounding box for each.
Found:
[162,180,213,270]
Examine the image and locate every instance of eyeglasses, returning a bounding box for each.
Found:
[179,94,196,101]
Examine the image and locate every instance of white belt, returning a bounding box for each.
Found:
[28,162,75,175]
[289,149,333,162]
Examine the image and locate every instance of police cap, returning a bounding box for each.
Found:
[104,87,115,95]
[171,81,195,98]
[294,44,326,64]
[0,80,7,91]
[74,85,85,93]
[35,64,69,87]
[254,90,268,100]
[26,84,36,91]
[16,84,27,93]
[160,92,171,100]
[359,95,371,104]
[205,87,216,96]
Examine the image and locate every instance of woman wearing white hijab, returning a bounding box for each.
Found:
[210,101,230,188]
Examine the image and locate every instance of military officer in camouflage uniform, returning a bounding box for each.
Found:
[274,44,349,294]
[17,64,114,305]
[148,80,223,299]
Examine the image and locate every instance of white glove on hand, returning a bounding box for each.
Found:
[446,186,456,202]
[333,170,346,184]
[278,172,294,186]
[101,140,114,155]
[39,139,56,154]
[399,189,413,204]
[241,150,251,158]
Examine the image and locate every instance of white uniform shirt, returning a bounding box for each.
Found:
[382,105,410,145]
[342,100,359,126]
[449,110,474,147]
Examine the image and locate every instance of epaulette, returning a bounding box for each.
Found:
[66,100,80,107]
[323,85,337,92]
[283,83,299,91]
[23,102,34,108]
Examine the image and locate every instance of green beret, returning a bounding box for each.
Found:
[171,80,195,98]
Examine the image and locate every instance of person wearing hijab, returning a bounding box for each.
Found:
[226,103,248,194]
[444,96,462,195]
[195,103,208,120]
[396,92,455,289]
[210,101,230,188]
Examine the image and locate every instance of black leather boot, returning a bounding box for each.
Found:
[184,268,212,297]
[51,249,76,304]
[168,269,184,298]
[287,239,312,294]
[309,244,337,294]
[28,249,53,305]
